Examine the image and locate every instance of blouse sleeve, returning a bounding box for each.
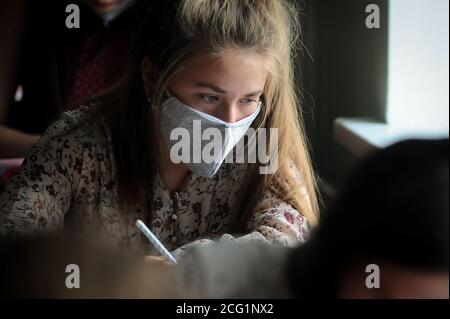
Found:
[172,191,311,259]
[0,127,72,238]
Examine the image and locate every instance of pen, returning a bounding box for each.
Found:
[135,219,178,264]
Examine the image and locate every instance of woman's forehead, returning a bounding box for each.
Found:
[172,50,269,94]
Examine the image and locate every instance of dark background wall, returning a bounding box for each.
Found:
[295,0,389,197]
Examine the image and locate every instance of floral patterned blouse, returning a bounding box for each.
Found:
[0,103,310,257]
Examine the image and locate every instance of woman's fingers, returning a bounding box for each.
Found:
[144,255,165,262]
[144,255,175,266]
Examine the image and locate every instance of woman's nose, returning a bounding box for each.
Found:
[216,102,239,123]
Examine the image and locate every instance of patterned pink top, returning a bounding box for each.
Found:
[0,104,310,257]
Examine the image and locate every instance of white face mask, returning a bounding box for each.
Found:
[159,93,262,177]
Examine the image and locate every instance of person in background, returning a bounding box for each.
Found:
[0,0,147,159]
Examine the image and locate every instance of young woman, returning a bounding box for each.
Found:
[0,0,318,257]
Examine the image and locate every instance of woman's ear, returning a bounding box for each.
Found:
[141,57,159,99]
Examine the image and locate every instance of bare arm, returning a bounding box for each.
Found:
[0,0,40,158]
[0,126,40,158]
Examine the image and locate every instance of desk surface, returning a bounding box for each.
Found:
[334,118,449,157]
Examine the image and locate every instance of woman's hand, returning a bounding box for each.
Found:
[144,255,176,266]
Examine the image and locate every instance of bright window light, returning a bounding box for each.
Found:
[387,0,449,134]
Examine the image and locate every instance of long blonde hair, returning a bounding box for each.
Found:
[108,0,319,227]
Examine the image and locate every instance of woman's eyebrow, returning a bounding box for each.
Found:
[244,90,263,97]
[195,82,227,94]
[195,82,263,97]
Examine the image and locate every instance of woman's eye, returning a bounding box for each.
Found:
[240,98,257,105]
[201,95,219,103]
